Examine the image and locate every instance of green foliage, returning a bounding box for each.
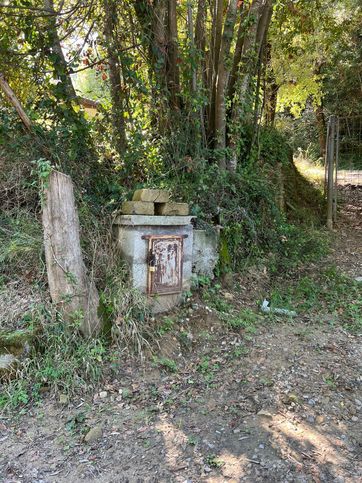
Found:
[269,224,329,273]
[258,127,293,166]
[32,158,52,187]
[100,267,154,356]
[227,309,260,333]
[201,283,231,313]
[205,455,224,469]
[0,308,109,411]
[157,317,174,336]
[153,356,177,373]
[0,211,43,283]
[270,267,362,331]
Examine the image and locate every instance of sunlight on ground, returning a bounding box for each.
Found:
[156,415,248,480]
[156,414,193,470]
[262,414,347,469]
[294,155,325,185]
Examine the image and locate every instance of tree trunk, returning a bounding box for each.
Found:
[194,0,207,144]
[44,0,77,101]
[227,3,247,103]
[214,0,239,166]
[227,0,273,171]
[167,0,181,110]
[236,0,272,111]
[264,42,278,126]
[42,171,102,337]
[187,2,197,95]
[315,103,326,159]
[208,0,224,142]
[313,63,326,158]
[104,0,127,155]
[0,73,32,130]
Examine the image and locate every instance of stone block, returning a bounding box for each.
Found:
[132,189,169,203]
[155,202,189,216]
[121,201,154,215]
[192,229,219,279]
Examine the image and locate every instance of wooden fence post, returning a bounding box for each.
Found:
[42,171,102,337]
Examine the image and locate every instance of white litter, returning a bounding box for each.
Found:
[261,299,297,317]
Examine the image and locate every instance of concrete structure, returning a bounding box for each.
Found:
[113,215,194,312]
[192,229,219,279]
[121,201,155,215]
[155,202,189,216]
[132,189,170,203]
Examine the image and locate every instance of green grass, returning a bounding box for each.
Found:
[0,212,43,282]
[152,356,177,373]
[270,266,362,331]
[226,308,261,335]
[0,309,110,411]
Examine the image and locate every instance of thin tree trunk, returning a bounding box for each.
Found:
[237,0,272,111]
[227,0,273,171]
[104,0,127,155]
[195,0,206,52]
[167,0,181,110]
[315,103,326,159]
[43,171,102,337]
[195,0,207,144]
[0,73,32,130]
[187,2,197,95]
[44,0,77,101]
[264,41,278,126]
[208,0,224,142]
[313,62,326,158]
[227,2,247,102]
[214,0,238,166]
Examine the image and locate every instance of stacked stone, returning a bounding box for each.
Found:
[121,189,189,216]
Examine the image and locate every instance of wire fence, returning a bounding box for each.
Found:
[325,115,362,228]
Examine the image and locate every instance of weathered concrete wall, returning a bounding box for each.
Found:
[192,229,219,279]
[114,215,194,313]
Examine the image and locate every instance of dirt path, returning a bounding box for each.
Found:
[1,191,361,483]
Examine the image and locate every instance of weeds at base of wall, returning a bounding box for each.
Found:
[0,306,109,412]
[0,280,154,412]
[100,266,155,357]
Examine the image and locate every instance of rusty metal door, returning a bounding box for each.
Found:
[146,235,183,295]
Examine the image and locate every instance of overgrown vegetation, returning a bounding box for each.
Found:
[0,0,360,412]
[0,309,110,410]
[270,267,362,332]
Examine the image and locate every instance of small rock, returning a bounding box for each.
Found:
[99,391,108,399]
[84,426,103,443]
[223,292,234,301]
[257,410,273,419]
[233,428,241,434]
[308,399,316,406]
[355,399,362,406]
[354,276,362,283]
[59,394,68,405]
[204,465,212,473]
[316,415,324,424]
[351,416,358,422]
[259,443,265,449]
[306,415,315,424]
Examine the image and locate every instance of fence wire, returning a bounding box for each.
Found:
[325,115,362,228]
